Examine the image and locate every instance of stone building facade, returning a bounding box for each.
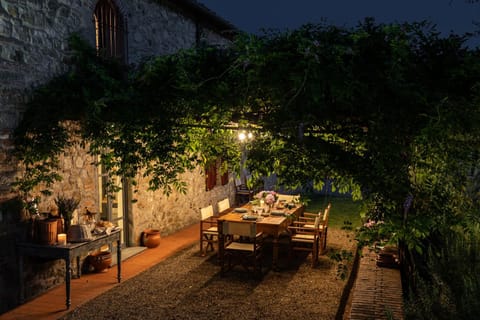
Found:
[0,0,237,314]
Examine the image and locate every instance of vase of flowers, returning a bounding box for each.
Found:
[55,195,80,234]
[254,190,277,211]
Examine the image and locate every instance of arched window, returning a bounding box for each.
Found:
[94,0,126,62]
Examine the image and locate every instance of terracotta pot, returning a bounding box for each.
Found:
[142,228,161,248]
[89,251,112,272]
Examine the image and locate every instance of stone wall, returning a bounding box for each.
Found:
[41,125,99,217]
[0,0,94,206]
[127,1,197,62]
[114,0,232,64]
[0,0,234,314]
[0,1,94,313]
[133,166,235,242]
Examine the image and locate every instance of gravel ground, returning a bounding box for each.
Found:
[61,229,357,320]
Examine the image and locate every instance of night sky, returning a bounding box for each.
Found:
[199,0,480,47]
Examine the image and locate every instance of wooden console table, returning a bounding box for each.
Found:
[17,228,122,309]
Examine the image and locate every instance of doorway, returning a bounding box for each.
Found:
[98,165,132,246]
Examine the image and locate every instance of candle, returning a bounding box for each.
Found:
[57,233,67,245]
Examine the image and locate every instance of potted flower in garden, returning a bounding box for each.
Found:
[54,195,80,233]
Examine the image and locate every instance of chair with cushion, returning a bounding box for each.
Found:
[277,193,300,203]
[217,197,231,214]
[221,221,263,277]
[287,203,330,267]
[297,212,321,229]
[300,203,331,231]
[200,205,218,256]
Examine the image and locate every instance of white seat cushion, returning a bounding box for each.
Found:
[226,242,254,251]
[292,234,315,242]
[303,224,324,230]
[203,227,218,236]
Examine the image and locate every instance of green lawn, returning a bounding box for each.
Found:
[303,194,363,230]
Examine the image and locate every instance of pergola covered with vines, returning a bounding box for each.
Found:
[14,20,480,318]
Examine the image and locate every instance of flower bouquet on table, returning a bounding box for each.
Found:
[254,190,278,209]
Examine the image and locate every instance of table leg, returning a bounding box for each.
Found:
[76,256,81,278]
[199,223,204,255]
[64,258,71,309]
[218,220,225,273]
[272,235,279,271]
[18,255,24,303]
[116,239,122,283]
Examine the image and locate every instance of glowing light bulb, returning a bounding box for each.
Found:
[238,132,246,141]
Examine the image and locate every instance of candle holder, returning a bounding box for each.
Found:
[57,233,67,245]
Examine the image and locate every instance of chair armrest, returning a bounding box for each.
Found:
[297,217,316,223]
[297,223,315,230]
[291,220,314,227]
[288,224,315,230]
[288,225,319,234]
[303,212,318,218]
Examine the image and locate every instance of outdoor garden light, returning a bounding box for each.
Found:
[238,131,253,142]
[238,132,246,141]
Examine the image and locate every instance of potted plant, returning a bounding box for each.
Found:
[54,195,80,233]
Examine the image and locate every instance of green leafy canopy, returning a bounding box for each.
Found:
[14,21,480,238]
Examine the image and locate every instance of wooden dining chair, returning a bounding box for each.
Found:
[320,204,331,252]
[277,193,300,203]
[199,205,218,256]
[221,221,263,278]
[217,197,230,214]
[287,203,331,267]
[301,203,331,230]
[234,178,254,205]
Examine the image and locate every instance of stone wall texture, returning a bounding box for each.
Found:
[132,166,235,241]
[0,0,234,314]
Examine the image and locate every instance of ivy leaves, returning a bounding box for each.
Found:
[13,22,480,222]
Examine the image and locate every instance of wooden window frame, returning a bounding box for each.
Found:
[205,158,229,191]
[94,0,126,62]
[205,162,217,191]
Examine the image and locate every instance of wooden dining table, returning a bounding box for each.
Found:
[217,203,304,270]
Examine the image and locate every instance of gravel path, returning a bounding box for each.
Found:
[61,229,357,320]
